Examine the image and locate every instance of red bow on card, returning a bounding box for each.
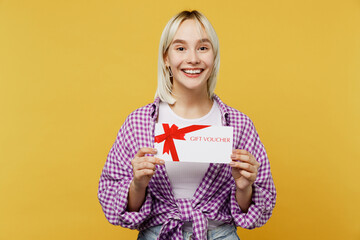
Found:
[154,123,210,162]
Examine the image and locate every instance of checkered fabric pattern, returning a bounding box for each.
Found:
[97,95,276,240]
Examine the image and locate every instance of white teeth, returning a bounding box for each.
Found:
[183,69,201,74]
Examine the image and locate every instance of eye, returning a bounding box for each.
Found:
[176,47,185,51]
[199,46,208,51]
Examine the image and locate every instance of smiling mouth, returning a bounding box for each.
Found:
[181,69,204,75]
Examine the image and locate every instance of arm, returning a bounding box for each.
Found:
[97,118,157,229]
[127,180,147,212]
[234,184,253,213]
[229,118,276,229]
[127,148,164,212]
[230,149,260,213]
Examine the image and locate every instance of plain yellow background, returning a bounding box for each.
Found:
[1,0,359,239]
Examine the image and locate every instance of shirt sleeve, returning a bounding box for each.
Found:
[230,117,277,229]
[97,116,153,229]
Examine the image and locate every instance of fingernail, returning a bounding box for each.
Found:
[159,160,165,164]
[152,148,157,153]
[231,154,236,158]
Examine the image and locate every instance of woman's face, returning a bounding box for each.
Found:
[165,19,214,95]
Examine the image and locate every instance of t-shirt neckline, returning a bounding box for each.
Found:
[164,101,217,122]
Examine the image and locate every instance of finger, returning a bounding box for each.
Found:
[132,157,165,170]
[232,149,249,155]
[231,151,259,166]
[135,147,157,157]
[247,153,259,166]
[155,157,165,165]
[252,158,260,169]
[231,153,250,162]
[134,169,155,178]
[229,161,256,173]
[136,161,156,171]
[239,170,256,181]
[142,157,165,165]
[246,155,261,169]
[133,157,165,168]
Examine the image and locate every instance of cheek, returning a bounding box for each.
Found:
[205,60,215,72]
[203,53,215,67]
[169,58,183,68]
[206,59,214,67]
[167,52,182,67]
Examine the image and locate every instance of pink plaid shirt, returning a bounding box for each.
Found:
[98,95,276,240]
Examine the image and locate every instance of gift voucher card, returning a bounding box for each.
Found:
[154,123,233,163]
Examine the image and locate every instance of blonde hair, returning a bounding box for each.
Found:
[155,10,220,104]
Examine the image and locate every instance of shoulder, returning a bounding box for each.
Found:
[219,100,264,152]
[125,102,155,124]
[115,101,156,142]
[227,105,254,128]
[215,96,254,130]
[118,101,157,139]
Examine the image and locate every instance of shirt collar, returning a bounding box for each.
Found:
[150,94,230,125]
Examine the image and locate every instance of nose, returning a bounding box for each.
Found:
[186,49,200,64]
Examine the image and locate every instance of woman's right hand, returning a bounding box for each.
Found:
[131,147,165,191]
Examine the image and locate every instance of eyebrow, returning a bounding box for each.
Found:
[172,38,212,44]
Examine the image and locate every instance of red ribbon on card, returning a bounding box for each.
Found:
[154,123,210,162]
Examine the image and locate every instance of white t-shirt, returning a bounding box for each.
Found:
[157,100,225,231]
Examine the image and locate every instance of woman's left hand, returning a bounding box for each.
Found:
[229,149,260,190]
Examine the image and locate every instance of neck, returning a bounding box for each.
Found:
[169,87,213,119]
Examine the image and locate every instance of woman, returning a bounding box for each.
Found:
[98,10,276,240]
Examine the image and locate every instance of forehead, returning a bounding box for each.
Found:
[172,19,209,43]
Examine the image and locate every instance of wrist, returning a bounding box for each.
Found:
[236,184,252,193]
[127,180,147,212]
[235,185,253,213]
[130,179,147,193]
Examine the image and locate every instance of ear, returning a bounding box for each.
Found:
[163,54,169,67]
